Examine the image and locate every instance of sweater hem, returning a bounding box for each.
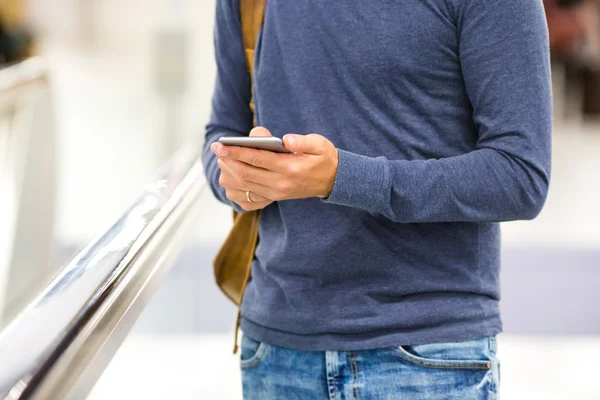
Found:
[240,317,503,351]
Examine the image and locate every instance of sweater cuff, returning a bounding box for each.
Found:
[322,149,389,212]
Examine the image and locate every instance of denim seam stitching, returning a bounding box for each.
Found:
[351,352,360,400]
[330,373,338,400]
[393,348,491,370]
[328,352,339,400]
[488,337,499,394]
[347,352,354,399]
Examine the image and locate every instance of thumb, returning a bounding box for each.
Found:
[249,126,272,137]
[283,134,327,155]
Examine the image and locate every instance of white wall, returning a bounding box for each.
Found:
[27,0,225,245]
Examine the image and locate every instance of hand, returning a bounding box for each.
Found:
[214,129,274,211]
[211,127,339,202]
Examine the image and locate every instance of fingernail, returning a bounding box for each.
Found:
[212,143,229,157]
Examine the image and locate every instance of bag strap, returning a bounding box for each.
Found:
[231,211,260,353]
[240,0,267,114]
[232,0,267,354]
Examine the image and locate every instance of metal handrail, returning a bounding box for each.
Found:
[0,139,206,399]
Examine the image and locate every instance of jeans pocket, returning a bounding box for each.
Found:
[393,337,494,370]
[240,334,270,370]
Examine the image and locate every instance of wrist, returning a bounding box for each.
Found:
[319,148,339,198]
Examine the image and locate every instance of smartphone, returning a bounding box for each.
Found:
[218,137,291,153]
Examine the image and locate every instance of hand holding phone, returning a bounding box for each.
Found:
[213,128,338,202]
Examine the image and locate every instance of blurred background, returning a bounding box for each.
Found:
[0,0,598,399]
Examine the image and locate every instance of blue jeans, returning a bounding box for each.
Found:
[241,335,500,399]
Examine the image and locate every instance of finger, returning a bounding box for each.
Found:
[225,188,269,204]
[210,141,226,156]
[237,199,273,211]
[222,145,288,171]
[218,168,248,191]
[243,180,290,202]
[220,157,280,185]
[220,159,299,201]
[217,158,246,187]
[218,160,285,201]
[283,133,328,155]
[249,126,272,137]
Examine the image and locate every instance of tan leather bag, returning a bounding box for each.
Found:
[212,0,266,353]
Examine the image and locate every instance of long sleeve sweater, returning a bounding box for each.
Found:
[202,0,552,350]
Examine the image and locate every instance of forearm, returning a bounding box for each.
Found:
[324,147,550,223]
[324,0,548,223]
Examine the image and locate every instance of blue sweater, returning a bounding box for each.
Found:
[203,0,552,350]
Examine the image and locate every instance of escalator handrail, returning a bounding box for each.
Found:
[0,79,206,400]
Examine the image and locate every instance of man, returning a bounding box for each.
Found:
[202,0,551,398]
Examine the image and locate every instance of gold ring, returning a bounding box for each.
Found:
[245,190,253,203]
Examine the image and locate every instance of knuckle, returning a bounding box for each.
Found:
[287,164,300,176]
[278,180,291,193]
[225,148,237,159]
[310,133,327,146]
[250,155,262,168]
[308,133,320,142]
[225,190,235,200]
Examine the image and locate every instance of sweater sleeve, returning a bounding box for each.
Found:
[201,0,253,211]
[324,0,552,223]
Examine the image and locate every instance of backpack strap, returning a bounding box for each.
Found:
[240,0,267,114]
